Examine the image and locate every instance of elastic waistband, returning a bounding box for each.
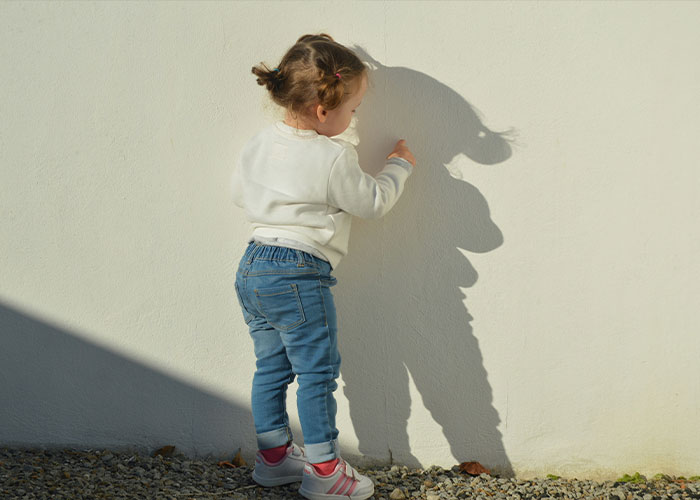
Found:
[243,241,332,274]
[252,235,330,264]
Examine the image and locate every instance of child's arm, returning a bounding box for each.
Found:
[327,142,413,219]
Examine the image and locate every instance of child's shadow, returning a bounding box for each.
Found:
[334,48,517,476]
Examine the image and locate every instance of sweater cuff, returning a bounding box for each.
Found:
[386,156,413,174]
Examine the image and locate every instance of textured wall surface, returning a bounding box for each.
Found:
[2,1,700,479]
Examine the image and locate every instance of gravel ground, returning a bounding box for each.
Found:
[2,447,699,500]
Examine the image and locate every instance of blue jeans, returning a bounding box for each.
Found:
[234,242,340,463]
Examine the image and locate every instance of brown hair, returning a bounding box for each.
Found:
[252,33,367,120]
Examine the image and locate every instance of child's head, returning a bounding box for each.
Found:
[252,33,368,137]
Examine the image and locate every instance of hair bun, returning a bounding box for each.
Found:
[251,63,283,92]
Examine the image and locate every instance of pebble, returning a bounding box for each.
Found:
[389,487,406,499]
[1,447,699,499]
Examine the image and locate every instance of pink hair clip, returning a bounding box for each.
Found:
[335,73,341,79]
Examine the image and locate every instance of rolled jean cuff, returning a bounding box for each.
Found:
[256,427,292,451]
[304,438,339,464]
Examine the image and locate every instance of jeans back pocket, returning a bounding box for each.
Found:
[254,283,306,331]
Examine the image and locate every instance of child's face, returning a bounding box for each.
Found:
[314,73,367,138]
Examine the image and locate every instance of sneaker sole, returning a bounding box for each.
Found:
[252,471,304,487]
[298,485,374,500]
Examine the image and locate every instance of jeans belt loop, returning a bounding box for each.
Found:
[295,249,305,268]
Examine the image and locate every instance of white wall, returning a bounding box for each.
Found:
[2,1,699,480]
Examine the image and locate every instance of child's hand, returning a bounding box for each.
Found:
[386,139,416,167]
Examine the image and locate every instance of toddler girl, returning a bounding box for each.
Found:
[231,33,415,500]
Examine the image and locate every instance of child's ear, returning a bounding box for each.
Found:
[315,104,328,123]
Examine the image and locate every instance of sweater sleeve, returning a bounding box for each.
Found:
[327,142,413,219]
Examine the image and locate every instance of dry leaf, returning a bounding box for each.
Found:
[218,461,237,469]
[459,461,491,476]
[232,448,247,467]
[153,445,176,457]
[671,479,687,489]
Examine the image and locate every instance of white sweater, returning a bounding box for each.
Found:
[231,120,413,269]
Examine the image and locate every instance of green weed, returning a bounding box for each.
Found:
[616,472,646,484]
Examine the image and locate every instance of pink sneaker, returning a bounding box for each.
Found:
[252,442,306,487]
[299,457,374,500]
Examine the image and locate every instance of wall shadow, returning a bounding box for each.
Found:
[0,302,256,460]
[334,48,517,476]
